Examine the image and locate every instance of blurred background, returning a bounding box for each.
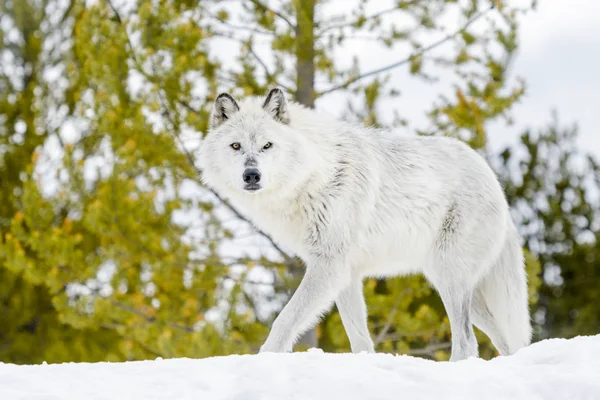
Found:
[1,0,599,364]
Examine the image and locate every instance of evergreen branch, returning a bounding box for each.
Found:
[106,0,149,80]
[247,0,296,30]
[205,10,274,35]
[106,0,300,270]
[318,5,494,96]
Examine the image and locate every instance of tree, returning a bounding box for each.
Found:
[498,113,600,340]
[0,0,549,363]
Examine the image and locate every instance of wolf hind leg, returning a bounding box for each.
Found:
[336,278,374,353]
[426,266,479,362]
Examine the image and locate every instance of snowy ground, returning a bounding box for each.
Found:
[1,336,599,400]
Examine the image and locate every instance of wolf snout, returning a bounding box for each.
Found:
[243,168,261,185]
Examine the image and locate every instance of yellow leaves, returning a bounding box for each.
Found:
[63,218,73,233]
[148,101,161,112]
[181,297,198,318]
[440,88,487,149]
[365,278,377,290]
[524,249,541,305]
[49,265,60,277]
[409,54,422,75]
[242,85,255,96]
[14,211,24,222]
[96,89,107,102]
[455,87,468,107]
[455,49,470,65]
[14,241,24,256]
[123,139,137,151]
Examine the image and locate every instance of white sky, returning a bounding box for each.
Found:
[315,0,600,156]
[497,0,600,154]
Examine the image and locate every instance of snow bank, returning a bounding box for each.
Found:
[1,336,599,400]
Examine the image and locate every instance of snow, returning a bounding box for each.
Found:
[1,336,599,400]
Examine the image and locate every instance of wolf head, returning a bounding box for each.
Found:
[198,88,311,200]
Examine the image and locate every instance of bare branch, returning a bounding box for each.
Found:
[374,329,441,344]
[374,294,403,345]
[407,342,451,357]
[109,299,196,333]
[247,0,296,30]
[318,5,494,96]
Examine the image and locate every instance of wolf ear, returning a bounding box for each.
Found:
[210,93,240,129]
[262,88,290,124]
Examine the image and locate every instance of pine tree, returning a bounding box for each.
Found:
[498,113,600,340]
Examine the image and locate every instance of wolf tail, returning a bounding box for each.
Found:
[471,219,532,356]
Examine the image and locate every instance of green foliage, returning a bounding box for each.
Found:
[1,0,590,366]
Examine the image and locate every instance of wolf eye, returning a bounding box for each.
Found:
[263,142,272,150]
[230,142,241,150]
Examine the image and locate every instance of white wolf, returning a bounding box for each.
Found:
[197,88,532,361]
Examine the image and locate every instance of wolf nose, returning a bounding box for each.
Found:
[243,168,261,184]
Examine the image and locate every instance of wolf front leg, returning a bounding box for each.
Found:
[260,257,351,353]
[336,279,375,353]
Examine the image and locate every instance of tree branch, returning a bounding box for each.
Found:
[109,299,196,333]
[247,0,296,30]
[374,294,403,345]
[407,342,451,357]
[210,30,293,92]
[206,10,274,36]
[317,4,411,35]
[375,329,441,344]
[106,0,300,270]
[318,5,494,96]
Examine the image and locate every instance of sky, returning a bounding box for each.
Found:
[488,0,600,154]
[314,0,600,156]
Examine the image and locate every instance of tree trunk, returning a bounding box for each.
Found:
[294,0,315,108]
[292,0,317,349]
